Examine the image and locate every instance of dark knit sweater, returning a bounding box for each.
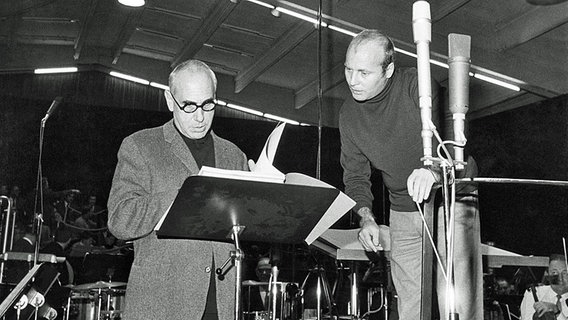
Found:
[339,67,440,212]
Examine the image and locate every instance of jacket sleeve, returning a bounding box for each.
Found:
[107,137,179,241]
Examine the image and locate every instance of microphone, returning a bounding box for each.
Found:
[413,1,434,166]
[448,33,471,170]
[42,96,63,122]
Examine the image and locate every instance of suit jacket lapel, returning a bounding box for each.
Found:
[163,120,200,173]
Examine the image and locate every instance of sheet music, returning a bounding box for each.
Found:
[156,122,357,241]
[252,122,286,180]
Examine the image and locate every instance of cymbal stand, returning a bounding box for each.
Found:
[216,225,245,320]
[300,265,336,320]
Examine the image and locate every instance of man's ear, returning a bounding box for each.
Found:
[164,90,174,112]
[385,62,395,79]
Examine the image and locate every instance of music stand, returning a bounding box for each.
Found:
[0,263,59,320]
[156,175,354,320]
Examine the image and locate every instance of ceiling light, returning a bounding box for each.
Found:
[327,25,356,37]
[473,73,521,91]
[34,67,78,74]
[226,103,264,117]
[109,71,149,85]
[263,113,300,125]
[150,82,169,90]
[246,0,273,9]
[118,0,145,7]
[274,7,328,27]
[270,8,281,17]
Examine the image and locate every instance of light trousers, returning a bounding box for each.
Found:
[389,194,482,320]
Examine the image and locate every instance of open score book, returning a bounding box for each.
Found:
[193,122,356,245]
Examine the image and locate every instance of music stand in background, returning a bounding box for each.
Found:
[0,263,60,320]
[157,175,354,320]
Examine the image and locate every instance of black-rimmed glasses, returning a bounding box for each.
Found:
[168,91,216,113]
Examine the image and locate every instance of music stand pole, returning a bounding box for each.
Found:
[216,225,245,320]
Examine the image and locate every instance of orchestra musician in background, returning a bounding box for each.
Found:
[339,29,482,319]
[108,59,249,320]
[521,254,568,320]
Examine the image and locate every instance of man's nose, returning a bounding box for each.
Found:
[193,108,205,121]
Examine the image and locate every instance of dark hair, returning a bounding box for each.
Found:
[549,254,567,264]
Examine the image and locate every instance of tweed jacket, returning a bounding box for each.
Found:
[108,119,248,320]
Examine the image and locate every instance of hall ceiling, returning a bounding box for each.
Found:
[0,0,566,126]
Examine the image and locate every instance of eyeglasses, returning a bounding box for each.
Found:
[168,91,216,113]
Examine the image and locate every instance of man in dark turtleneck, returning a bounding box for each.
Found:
[108,59,249,320]
[339,30,481,319]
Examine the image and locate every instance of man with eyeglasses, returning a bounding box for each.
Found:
[108,59,249,320]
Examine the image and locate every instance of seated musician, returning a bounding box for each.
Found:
[520,254,568,320]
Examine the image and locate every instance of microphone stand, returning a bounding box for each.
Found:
[32,114,51,268]
[440,161,459,320]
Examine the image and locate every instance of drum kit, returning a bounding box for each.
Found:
[64,281,127,320]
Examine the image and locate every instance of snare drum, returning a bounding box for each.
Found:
[67,291,96,320]
[99,288,126,319]
[66,288,126,320]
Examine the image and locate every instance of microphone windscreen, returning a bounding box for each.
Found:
[412,1,431,21]
[412,1,431,43]
[448,34,471,60]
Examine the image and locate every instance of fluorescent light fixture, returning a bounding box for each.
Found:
[274,7,328,27]
[118,0,145,7]
[215,99,228,106]
[430,59,449,69]
[150,82,169,90]
[110,71,150,85]
[263,113,300,125]
[245,0,274,9]
[328,25,357,37]
[226,103,264,116]
[395,48,417,58]
[34,67,78,74]
[473,73,521,91]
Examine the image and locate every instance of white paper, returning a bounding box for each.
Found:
[252,122,286,180]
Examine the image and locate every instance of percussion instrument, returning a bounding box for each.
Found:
[66,284,126,320]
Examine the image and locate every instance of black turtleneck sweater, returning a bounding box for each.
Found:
[339,67,440,212]
[174,124,215,169]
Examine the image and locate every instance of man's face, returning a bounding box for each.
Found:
[549,260,568,286]
[166,70,216,140]
[344,41,393,101]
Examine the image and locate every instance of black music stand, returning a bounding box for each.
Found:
[156,175,352,320]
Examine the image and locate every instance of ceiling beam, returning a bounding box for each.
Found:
[74,0,99,60]
[171,0,238,67]
[294,62,344,109]
[234,21,315,94]
[432,0,471,22]
[490,3,568,51]
[111,7,145,64]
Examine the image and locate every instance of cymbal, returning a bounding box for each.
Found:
[73,281,127,290]
[242,280,269,286]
